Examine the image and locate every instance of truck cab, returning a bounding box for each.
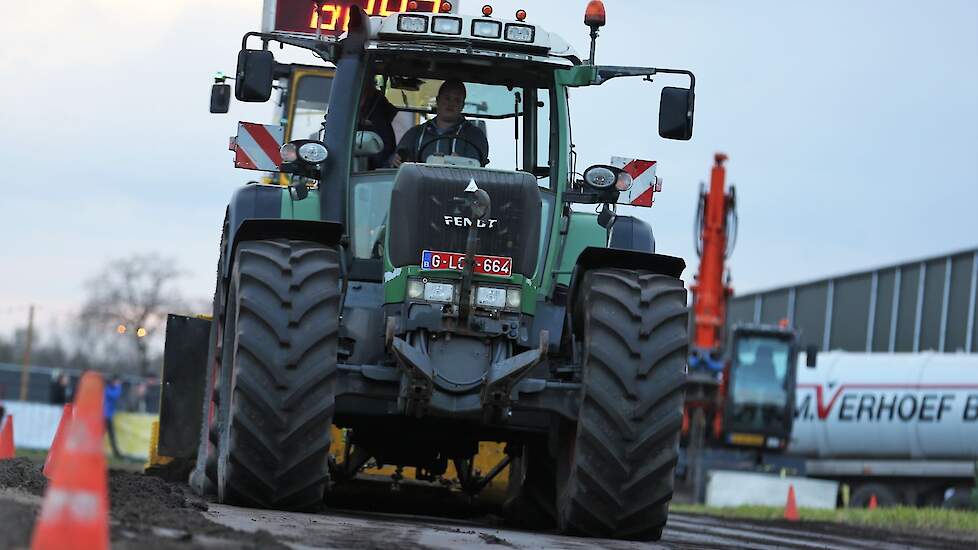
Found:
[723,324,800,451]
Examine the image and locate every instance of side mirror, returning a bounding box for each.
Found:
[805,345,818,368]
[210,83,231,113]
[658,86,694,141]
[234,49,274,102]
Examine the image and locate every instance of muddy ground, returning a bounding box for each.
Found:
[1,457,976,549]
[0,457,284,549]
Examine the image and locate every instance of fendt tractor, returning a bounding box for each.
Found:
[157,0,697,540]
[683,154,810,502]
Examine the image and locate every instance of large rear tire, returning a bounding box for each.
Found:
[190,221,229,497]
[504,442,557,529]
[216,239,340,510]
[557,269,687,541]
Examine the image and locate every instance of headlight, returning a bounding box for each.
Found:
[432,16,462,35]
[583,165,616,189]
[397,14,428,33]
[298,142,328,163]
[472,20,501,38]
[506,288,521,309]
[407,278,424,299]
[476,287,507,308]
[423,281,455,303]
[504,23,535,43]
[280,142,298,163]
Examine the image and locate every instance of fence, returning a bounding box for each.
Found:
[0,363,160,413]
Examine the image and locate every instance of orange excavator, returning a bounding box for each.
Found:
[682,153,804,502]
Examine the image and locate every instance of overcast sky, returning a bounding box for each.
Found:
[1,0,976,344]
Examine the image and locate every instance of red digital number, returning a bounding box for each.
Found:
[306,0,444,34]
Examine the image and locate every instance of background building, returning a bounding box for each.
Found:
[727,247,978,354]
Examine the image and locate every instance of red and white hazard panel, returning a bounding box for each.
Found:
[610,156,661,207]
[230,122,284,171]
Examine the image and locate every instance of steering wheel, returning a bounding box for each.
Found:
[412,134,488,166]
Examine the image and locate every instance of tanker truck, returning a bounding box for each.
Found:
[791,352,978,508]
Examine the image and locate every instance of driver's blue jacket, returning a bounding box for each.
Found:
[396,116,489,166]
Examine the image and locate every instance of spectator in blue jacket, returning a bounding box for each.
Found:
[104,376,123,458]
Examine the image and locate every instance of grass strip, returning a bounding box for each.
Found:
[672,504,978,535]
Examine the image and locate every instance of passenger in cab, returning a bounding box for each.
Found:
[358,77,398,169]
[391,80,489,167]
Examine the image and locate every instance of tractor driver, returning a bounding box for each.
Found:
[391,80,489,167]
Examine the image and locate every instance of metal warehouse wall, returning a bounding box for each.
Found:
[727,248,978,353]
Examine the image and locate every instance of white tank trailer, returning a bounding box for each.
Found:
[791,352,978,507]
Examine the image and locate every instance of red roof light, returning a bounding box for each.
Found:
[440,1,453,13]
[407,1,419,10]
[584,0,606,28]
[515,9,527,21]
[482,5,493,17]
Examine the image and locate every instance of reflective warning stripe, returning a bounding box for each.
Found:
[233,122,284,171]
[63,421,102,455]
[611,156,658,207]
[38,488,101,522]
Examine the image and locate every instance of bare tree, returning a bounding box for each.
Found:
[77,254,185,376]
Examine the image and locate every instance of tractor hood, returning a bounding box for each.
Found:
[387,164,541,278]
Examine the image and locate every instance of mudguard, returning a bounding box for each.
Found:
[158,314,212,458]
[567,246,686,321]
[221,184,343,279]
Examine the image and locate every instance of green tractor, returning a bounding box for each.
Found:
[159,4,696,541]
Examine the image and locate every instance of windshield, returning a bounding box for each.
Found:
[350,173,395,260]
[385,78,524,118]
[727,335,792,433]
[289,75,333,141]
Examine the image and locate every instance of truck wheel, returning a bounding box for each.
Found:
[216,239,340,510]
[558,269,687,541]
[851,483,900,508]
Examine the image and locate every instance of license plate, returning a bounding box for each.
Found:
[421,250,513,277]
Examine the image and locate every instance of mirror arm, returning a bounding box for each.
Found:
[594,66,695,92]
[240,31,336,60]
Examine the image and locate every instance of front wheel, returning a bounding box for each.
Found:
[557,269,688,541]
[216,239,340,510]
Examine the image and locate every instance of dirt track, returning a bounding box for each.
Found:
[1,458,975,549]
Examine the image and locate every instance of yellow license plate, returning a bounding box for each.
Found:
[729,433,765,446]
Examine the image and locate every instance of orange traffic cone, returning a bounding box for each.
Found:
[43,404,74,478]
[0,414,14,459]
[30,372,109,550]
[784,484,800,521]
[868,494,878,510]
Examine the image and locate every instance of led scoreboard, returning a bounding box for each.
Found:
[264,0,458,36]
